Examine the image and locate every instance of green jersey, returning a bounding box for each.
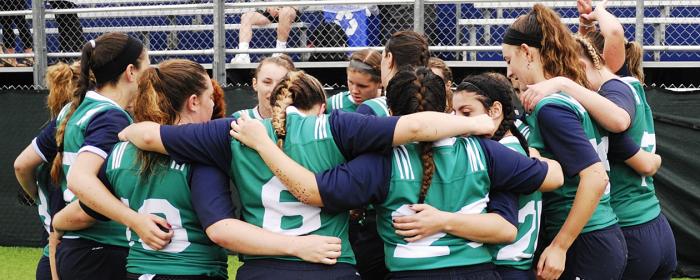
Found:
[376,137,493,272]
[489,136,542,270]
[361,96,390,117]
[57,91,131,247]
[514,119,531,140]
[526,93,617,237]
[231,106,264,120]
[106,142,227,277]
[610,77,660,227]
[326,91,359,113]
[36,164,53,257]
[228,107,355,264]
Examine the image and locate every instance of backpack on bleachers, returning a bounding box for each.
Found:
[308,21,348,61]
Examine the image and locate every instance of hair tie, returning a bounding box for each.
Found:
[348,59,381,81]
[93,36,144,84]
[89,40,96,48]
[503,28,543,49]
[458,81,483,93]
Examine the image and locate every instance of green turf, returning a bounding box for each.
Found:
[0,246,697,279]
[0,246,243,280]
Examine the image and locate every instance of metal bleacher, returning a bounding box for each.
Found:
[1,0,699,86]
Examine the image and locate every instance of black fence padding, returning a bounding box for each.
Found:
[646,87,700,277]
[0,87,697,276]
[0,90,52,247]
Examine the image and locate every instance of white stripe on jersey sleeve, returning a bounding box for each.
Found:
[393,148,406,180]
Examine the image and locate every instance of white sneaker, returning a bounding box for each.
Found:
[230,54,251,64]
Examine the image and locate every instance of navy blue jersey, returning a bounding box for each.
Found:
[355,104,377,116]
[599,79,637,122]
[33,119,58,162]
[80,109,132,158]
[598,79,643,162]
[537,105,601,177]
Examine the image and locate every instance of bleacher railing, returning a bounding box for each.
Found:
[0,0,699,87]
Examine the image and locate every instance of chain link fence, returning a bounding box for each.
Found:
[432,0,700,62]
[0,0,699,88]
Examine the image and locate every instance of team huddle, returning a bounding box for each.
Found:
[13,2,676,280]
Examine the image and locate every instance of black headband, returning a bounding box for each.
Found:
[457,81,483,93]
[349,59,381,79]
[503,28,542,49]
[93,36,144,84]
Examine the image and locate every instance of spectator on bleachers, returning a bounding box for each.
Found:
[231,1,305,64]
[49,1,85,54]
[0,0,33,67]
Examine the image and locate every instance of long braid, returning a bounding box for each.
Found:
[387,67,445,204]
[415,71,436,204]
[573,34,603,70]
[270,71,307,149]
[500,102,531,156]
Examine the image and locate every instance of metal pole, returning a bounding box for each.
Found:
[212,0,226,85]
[635,0,644,45]
[414,0,425,33]
[32,1,47,88]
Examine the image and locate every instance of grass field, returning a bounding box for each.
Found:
[0,246,696,279]
[0,246,242,280]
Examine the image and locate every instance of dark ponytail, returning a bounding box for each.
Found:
[385,31,430,70]
[386,66,446,203]
[50,32,146,184]
[457,73,530,156]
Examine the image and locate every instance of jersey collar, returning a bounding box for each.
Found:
[252,106,263,120]
[85,91,123,109]
[285,106,306,117]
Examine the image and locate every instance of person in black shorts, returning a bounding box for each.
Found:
[231,6,300,64]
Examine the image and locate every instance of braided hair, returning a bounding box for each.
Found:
[386,66,447,204]
[457,73,530,156]
[270,71,327,149]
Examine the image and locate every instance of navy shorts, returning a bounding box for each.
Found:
[559,224,627,280]
[36,254,51,280]
[495,266,534,280]
[56,238,128,280]
[236,259,360,280]
[349,210,389,280]
[621,213,677,280]
[390,263,500,280]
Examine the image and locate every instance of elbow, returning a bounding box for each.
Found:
[13,158,29,177]
[141,130,158,148]
[207,231,228,249]
[539,160,564,192]
[640,155,662,177]
[502,225,517,243]
[608,118,631,133]
[494,224,517,243]
[206,222,235,251]
[596,172,610,196]
[404,119,425,143]
[66,171,84,194]
[608,26,625,40]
